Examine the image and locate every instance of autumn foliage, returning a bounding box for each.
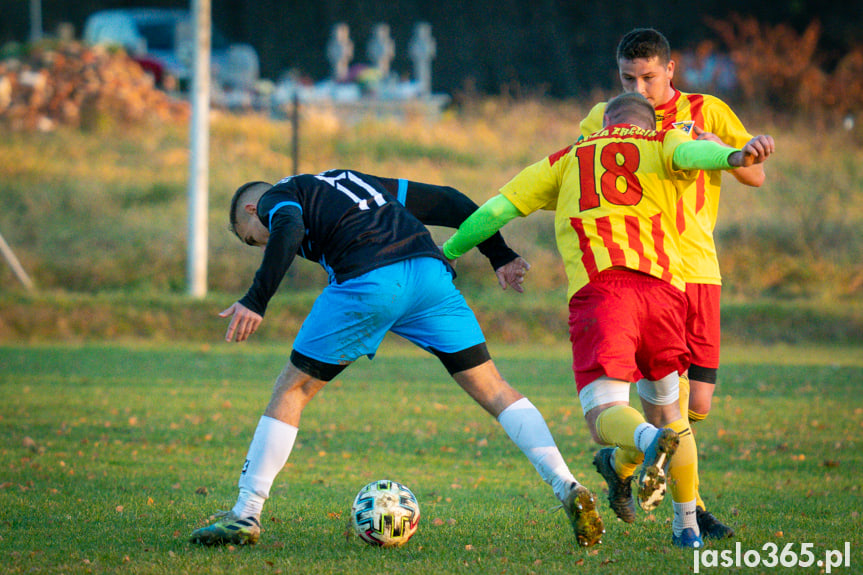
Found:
[0,40,189,132]
[701,14,863,124]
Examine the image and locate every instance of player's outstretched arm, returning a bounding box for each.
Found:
[694,125,767,186]
[443,195,522,261]
[728,135,775,168]
[383,177,522,272]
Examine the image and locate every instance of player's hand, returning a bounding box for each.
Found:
[219,301,263,342]
[495,256,531,293]
[732,135,775,167]
[692,125,726,145]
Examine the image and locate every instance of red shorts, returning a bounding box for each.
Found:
[684,283,721,369]
[568,270,690,392]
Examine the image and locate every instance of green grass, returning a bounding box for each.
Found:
[2,341,861,574]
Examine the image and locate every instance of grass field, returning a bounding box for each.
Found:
[2,341,861,574]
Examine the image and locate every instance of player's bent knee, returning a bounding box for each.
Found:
[636,371,680,406]
[290,350,348,381]
[578,376,631,414]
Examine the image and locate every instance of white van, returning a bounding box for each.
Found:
[83,8,259,92]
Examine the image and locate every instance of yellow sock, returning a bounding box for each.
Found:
[687,414,708,509]
[666,417,698,504]
[613,446,642,479]
[680,374,709,508]
[595,405,646,449]
[689,409,707,423]
[678,373,690,419]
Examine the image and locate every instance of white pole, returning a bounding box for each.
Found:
[0,230,34,291]
[187,0,211,298]
[29,0,42,42]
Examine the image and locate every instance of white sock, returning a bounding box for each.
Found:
[232,415,298,519]
[673,499,699,536]
[497,397,577,501]
[634,422,659,453]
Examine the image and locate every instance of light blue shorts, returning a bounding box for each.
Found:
[293,257,485,365]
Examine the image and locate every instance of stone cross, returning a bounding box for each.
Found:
[326,23,353,82]
[409,22,436,97]
[367,23,395,78]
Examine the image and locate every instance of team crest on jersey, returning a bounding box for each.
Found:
[672,120,696,134]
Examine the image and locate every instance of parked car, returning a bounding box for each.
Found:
[83,8,259,92]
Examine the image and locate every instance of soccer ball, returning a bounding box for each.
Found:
[350,480,420,547]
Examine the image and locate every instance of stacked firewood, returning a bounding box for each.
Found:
[0,41,190,131]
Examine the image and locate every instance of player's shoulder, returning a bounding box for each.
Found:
[579,102,607,137]
[681,90,739,117]
[587,101,607,114]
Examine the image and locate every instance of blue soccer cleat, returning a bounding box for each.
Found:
[672,527,704,548]
[637,427,679,512]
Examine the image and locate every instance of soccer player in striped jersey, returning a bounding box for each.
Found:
[443,92,774,548]
[579,28,766,539]
[189,171,605,548]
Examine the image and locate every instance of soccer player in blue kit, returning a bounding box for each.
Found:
[189,170,605,548]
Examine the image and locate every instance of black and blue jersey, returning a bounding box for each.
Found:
[239,169,518,315]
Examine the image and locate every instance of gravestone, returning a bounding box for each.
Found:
[326,23,353,82]
[367,23,395,78]
[409,22,436,97]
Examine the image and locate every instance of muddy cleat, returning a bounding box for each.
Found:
[592,447,637,523]
[561,483,605,547]
[189,510,261,546]
[672,527,704,548]
[696,506,735,539]
[637,427,679,512]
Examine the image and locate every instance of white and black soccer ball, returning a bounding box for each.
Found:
[350,480,420,547]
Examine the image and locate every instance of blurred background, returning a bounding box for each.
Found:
[1,1,861,344]
[0,1,860,100]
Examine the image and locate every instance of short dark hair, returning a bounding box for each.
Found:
[616,28,671,64]
[229,181,271,238]
[605,92,656,130]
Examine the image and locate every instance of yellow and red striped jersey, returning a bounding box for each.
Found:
[500,124,695,299]
[580,89,753,284]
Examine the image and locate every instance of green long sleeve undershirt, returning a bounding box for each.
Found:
[672,139,736,171]
[443,195,521,260]
[443,140,740,260]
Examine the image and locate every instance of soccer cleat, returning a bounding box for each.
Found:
[592,447,637,523]
[696,506,735,539]
[189,510,261,546]
[637,427,679,512]
[672,527,704,548]
[561,483,605,547]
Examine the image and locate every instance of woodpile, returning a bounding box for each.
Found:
[0,40,190,132]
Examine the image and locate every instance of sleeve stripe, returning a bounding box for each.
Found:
[268,201,302,225]
[397,178,408,205]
